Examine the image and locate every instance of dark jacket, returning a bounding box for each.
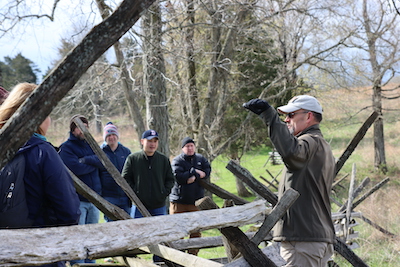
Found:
[260,107,336,244]
[100,142,131,199]
[59,132,103,202]
[21,135,81,227]
[122,150,175,210]
[169,153,211,205]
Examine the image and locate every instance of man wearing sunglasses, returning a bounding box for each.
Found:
[243,95,335,267]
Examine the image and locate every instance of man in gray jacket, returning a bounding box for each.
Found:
[244,95,335,267]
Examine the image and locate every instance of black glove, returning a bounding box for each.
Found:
[243,99,270,115]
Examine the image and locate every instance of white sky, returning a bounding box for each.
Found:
[0,0,105,82]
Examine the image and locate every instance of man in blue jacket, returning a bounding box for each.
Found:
[100,122,131,221]
[59,115,103,264]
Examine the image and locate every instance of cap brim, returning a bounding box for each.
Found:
[277,104,300,114]
[145,136,159,140]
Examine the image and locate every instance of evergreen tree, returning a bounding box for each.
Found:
[0,53,39,90]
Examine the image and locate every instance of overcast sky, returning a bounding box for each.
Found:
[0,0,104,82]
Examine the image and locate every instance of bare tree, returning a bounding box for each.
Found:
[95,0,146,141]
[344,0,400,173]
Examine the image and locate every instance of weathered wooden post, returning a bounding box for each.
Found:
[196,197,278,267]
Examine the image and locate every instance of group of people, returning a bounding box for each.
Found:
[0,82,336,267]
[58,115,211,264]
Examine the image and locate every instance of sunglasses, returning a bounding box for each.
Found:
[286,111,310,118]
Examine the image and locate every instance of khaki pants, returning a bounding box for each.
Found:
[280,241,333,267]
[169,202,201,255]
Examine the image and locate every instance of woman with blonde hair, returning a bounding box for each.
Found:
[0,83,80,267]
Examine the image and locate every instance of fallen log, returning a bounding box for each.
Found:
[0,200,266,266]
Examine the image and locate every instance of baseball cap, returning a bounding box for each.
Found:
[142,129,159,140]
[277,95,323,114]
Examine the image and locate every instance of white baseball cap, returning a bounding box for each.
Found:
[277,95,323,114]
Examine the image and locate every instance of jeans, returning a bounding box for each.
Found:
[131,205,167,262]
[78,201,99,225]
[70,201,99,265]
[103,196,131,222]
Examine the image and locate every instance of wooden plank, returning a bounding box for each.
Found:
[196,197,278,267]
[259,175,278,190]
[140,245,223,267]
[352,177,390,210]
[251,188,299,245]
[70,170,131,221]
[170,232,273,251]
[122,231,274,256]
[333,238,368,267]
[222,200,240,262]
[331,211,362,221]
[345,163,356,240]
[332,173,349,189]
[338,177,370,213]
[198,179,249,205]
[0,200,266,266]
[335,111,378,176]
[359,215,397,238]
[226,160,278,205]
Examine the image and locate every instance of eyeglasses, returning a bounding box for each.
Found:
[286,111,310,119]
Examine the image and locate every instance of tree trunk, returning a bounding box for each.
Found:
[95,0,146,141]
[362,0,387,173]
[142,0,170,156]
[236,177,253,197]
[372,84,387,173]
[185,0,200,134]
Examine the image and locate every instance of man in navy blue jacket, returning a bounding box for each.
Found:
[59,115,103,264]
[100,122,131,221]
[169,137,211,255]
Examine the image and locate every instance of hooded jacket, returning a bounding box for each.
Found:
[100,142,131,199]
[260,107,336,244]
[169,153,211,205]
[21,135,80,227]
[122,150,175,210]
[59,132,103,202]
